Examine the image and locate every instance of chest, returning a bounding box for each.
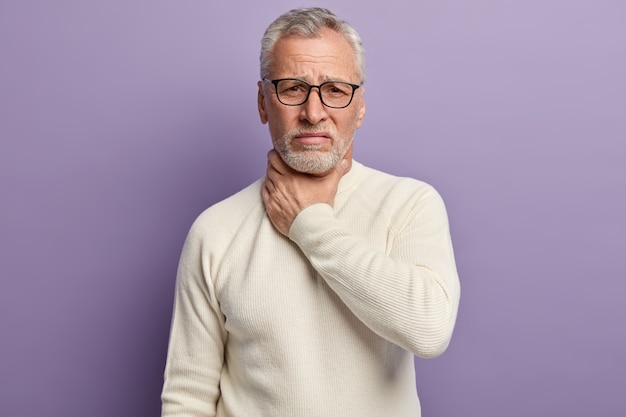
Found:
[210,204,394,343]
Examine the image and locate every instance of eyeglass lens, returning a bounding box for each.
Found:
[275,79,355,108]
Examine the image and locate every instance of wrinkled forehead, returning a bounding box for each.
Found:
[270,29,360,81]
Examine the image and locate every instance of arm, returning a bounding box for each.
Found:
[262,151,460,357]
[289,191,460,358]
[161,224,225,417]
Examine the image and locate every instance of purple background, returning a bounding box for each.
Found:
[1,1,624,416]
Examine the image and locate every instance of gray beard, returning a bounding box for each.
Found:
[278,146,343,174]
[273,128,351,175]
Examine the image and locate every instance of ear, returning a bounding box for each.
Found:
[355,87,366,129]
[257,81,268,124]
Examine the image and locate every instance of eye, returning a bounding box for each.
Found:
[323,82,351,96]
[277,80,308,95]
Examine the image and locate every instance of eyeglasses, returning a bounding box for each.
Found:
[263,78,361,109]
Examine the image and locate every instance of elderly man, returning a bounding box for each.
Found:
[161,7,460,417]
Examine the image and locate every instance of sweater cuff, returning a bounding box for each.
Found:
[289,203,336,245]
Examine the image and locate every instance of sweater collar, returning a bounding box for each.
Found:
[337,159,363,194]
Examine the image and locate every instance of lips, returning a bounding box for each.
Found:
[294,132,331,146]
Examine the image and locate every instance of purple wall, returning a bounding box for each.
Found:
[1,1,624,416]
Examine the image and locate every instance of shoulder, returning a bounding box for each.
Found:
[352,161,444,204]
[343,162,449,230]
[346,163,453,241]
[186,179,265,242]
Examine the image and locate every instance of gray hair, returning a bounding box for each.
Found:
[260,7,365,83]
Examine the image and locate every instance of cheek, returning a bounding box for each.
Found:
[267,107,297,134]
[336,111,361,136]
[266,115,291,142]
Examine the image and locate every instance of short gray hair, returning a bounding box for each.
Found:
[260,7,365,83]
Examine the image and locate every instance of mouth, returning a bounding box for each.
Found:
[293,131,331,146]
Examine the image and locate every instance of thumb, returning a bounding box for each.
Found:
[335,158,349,175]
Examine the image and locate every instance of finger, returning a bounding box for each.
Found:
[263,177,276,193]
[265,164,281,183]
[329,157,346,175]
[261,180,275,207]
[267,149,291,175]
[266,150,281,169]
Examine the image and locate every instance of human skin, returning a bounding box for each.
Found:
[258,28,366,235]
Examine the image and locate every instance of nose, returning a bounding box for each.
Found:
[299,87,329,125]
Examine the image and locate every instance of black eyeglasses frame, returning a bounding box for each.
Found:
[263,78,361,109]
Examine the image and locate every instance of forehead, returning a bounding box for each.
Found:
[270,28,359,81]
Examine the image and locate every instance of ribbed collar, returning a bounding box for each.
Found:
[337,159,364,195]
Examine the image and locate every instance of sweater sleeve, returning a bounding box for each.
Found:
[288,186,460,358]
[161,223,226,417]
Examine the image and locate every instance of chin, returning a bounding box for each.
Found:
[281,150,339,175]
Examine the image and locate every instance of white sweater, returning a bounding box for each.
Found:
[161,161,460,417]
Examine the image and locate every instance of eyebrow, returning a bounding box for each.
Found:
[289,75,353,84]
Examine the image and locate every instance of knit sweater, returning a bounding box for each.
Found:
[161,160,460,417]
